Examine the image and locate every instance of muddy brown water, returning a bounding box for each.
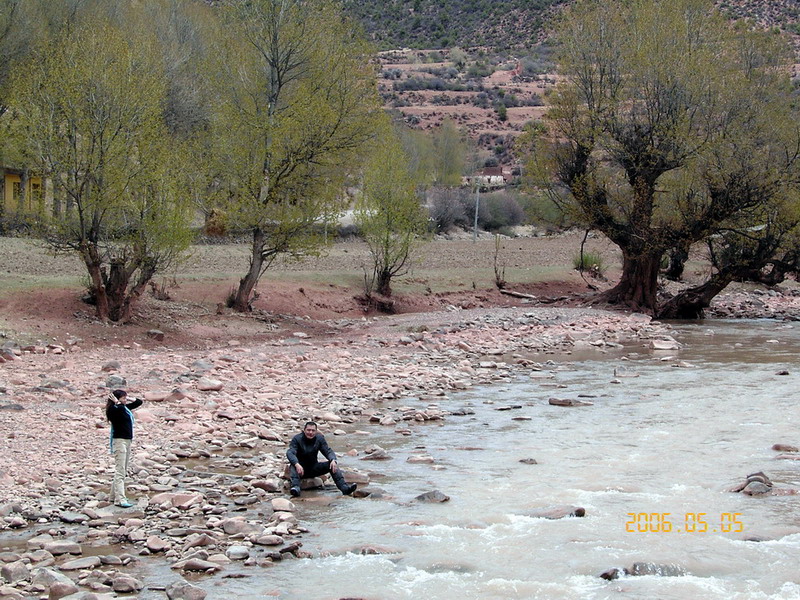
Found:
[12,319,800,599]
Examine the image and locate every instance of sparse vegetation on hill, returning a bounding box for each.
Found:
[345,0,799,52]
[343,0,567,50]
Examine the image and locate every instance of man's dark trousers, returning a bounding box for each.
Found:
[290,461,350,492]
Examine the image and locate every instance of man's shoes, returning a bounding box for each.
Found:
[290,487,301,497]
[116,500,134,508]
[342,483,357,496]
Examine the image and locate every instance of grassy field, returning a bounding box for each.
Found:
[0,231,621,297]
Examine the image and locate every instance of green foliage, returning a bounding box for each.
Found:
[462,190,526,232]
[496,103,508,121]
[431,118,469,186]
[520,190,575,231]
[8,18,194,321]
[572,250,605,273]
[210,0,383,310]
[531,0,800,311]
[355,128,429,297]
[342,0,566,50]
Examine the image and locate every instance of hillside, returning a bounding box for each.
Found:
[365,0,799,166]
[343,0,567,50]
[346,0,800,51]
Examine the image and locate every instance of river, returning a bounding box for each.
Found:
[146,320,800,599]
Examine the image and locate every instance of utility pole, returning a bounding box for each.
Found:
[472,184,480,242]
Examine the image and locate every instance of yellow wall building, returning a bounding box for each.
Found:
[1,169,45,216]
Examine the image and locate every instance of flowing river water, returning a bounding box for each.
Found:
[116,320,800,598]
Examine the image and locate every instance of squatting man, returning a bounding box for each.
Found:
[287,421,357,497]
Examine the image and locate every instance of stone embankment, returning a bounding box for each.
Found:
[1,306,678,599]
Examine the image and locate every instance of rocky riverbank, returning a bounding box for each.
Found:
[0,306,679,600]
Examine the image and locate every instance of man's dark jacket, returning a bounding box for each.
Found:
[287,433,336,467]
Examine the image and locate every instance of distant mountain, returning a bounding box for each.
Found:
[344,0,799,52]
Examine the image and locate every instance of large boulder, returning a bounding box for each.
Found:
[414,490,450,503]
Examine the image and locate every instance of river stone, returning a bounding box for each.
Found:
[299,476,325,490]
[742,481,772,496]
[182,533,217,549]
[362,446,391,460]
[49,580,80,599]
[251,479,281,492]
[773,443,799,452]
[226,546,250,560]
[166,580,207,600]
[31,566,74,589]
[58,512,89,524]
[345,471,370,484]
[527,505,586,519]
[1,560,29,583]
[256,429,282,441]
[207,553,231,565]
[176,558,220,572]
[150,492,204,509]
[548,397,593,407]
[147,329,165,341]
[4,516,25,528]
[220,518,262,536]
[101,361,120,372]
[166,388,189,401]
[271,498,295,513]
[26,549,53,564]
[775,453,800,461]
[414,490,450,503]
[43,542,81,556]
[197,377,223,392]
[407,455,435,464]
[252,535,283,546]
[146,536,170,553]
[649,337,681,350]
[60,556,101,570]
[519,458,538,464]
[112,574,143,593]
[105,375,126,388]
[599,567,624,580]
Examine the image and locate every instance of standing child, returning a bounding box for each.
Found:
[105,389,143,508]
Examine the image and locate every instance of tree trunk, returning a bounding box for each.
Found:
[106,257,132,322]
[655,273,733,319]
[595,251,662,312]
[376,269,392,297]
[106,257,156,323]
[79,241,110,321]
[232,227,265,312]
[664,241,690,281]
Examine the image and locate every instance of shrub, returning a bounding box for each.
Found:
[573,251,605,273]
[520,191,577,231]
[480,192,525,231]
[496,103,508,121]
[0,211,45,237]
[428,187,469,232]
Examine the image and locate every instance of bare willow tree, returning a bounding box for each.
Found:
[211,0,382,312]
[528,0,799,314]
